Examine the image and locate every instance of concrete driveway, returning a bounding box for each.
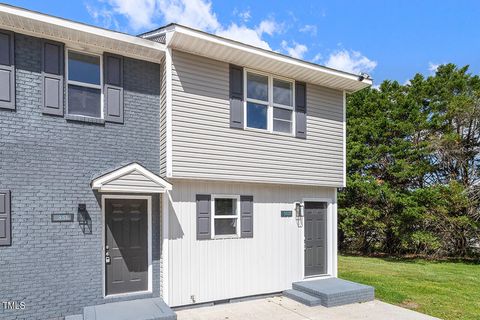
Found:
[176,296,439,320]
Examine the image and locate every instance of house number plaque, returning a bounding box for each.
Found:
[51,213,74,223]
[281,210,293,217]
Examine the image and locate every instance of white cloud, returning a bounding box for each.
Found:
[256,19,282,36]
[88,0,283,50]
[158,0,220,32]
[105,0,158,31]
[281,40,308,59]
[312,53,322,63]
[324,49,377,74]
[235,8,251,22]
[428,62,444,74]
[85,3,120,30]
[94,0,220,32]
[217,23,272,50]
[299,24,317,36]
[216,18,282,50]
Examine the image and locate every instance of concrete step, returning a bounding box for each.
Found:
[291,278,375,308]
[83,297,176,320]
[65,315,83,320]
[283,289,322,306]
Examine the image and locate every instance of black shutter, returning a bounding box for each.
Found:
[196,194,211,240]
[229,64,244,129]
[104,53,124,123]
[0,190,11,246]
[240,195,253,238]
[295,81,307,139]
[42,40,64,116]
[0,30,15,110]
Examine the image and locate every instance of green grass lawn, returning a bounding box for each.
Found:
[338,255,480,320]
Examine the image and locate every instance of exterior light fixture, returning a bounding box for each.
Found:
[78,203,92,234]
[294,202,304,217]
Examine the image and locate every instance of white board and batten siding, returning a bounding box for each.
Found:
[170,50,345,187]
[167,179,336,307]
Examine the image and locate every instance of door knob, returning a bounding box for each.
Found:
[105,248,111,264]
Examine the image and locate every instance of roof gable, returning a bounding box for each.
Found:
[91,163,172,193]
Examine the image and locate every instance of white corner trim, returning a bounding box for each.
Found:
[161,192,170,304]
[343,90,347,188]
[91,163,172,192]
[165,47,173,178]
[102,194,153,298]
[332,189,338,277]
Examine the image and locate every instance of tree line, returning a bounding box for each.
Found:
[339,64,480,258]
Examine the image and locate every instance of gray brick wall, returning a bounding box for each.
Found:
[0,33,163,320]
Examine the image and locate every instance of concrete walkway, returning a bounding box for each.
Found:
[176,296,439,320]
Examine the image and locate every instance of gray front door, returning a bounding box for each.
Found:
[304,201,327,277]
[105,198,148,295]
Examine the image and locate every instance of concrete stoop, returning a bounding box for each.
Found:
[65,298,176,320]
[284,278,375,307]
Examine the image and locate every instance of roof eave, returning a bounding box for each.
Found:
[166,24,372,93]
[0,3,166,63]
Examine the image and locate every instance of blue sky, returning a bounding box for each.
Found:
[6,0,480,85]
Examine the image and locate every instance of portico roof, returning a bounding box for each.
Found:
[91,163,172,193]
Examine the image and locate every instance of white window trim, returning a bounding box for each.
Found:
[211,194,241,239]
[243,69,296,136]
[66,48,104,119]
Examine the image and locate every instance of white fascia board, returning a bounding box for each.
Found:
[95,187,167,193]
[169,25,373,90]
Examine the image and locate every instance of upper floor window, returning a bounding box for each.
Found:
[245,71,294,134]
[67,50,102,118]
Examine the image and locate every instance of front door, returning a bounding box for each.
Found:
[105,198,148,295]
[304,201,327,277]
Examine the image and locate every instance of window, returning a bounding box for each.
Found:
[273,79,294,133]
[245,71,294,134]
[212,195,240,237]
[246,73,268,130]
[67,50,102,118]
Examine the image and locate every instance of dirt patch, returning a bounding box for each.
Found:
[400,299,420,310]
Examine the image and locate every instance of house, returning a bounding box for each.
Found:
[0,3,372,320]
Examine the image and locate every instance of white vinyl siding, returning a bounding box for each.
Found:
[171,50,345,187]
[167,179,337,306]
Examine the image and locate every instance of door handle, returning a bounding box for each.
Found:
[105,246,111,264]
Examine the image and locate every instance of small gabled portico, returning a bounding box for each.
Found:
[91,163,171,298]
[91,162,172,194]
